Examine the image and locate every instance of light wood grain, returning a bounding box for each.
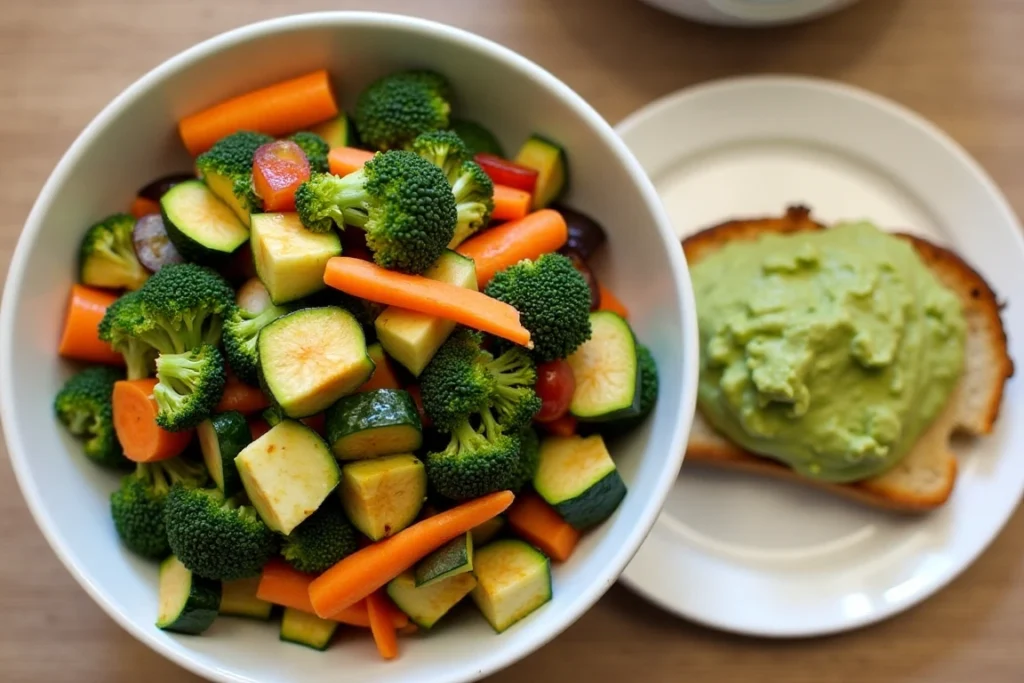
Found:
[2,0,1024,681]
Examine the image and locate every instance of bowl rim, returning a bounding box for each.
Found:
[0,11,698,682]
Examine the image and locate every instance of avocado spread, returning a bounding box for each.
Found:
[691,222,966,483]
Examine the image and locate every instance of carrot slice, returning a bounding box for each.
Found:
[301,413,327,436]
[112,379,193,462]
[541,414,578,438]
[358,361,401,392]
[456,209,568,288]
[598,283,629,319]
[178,70,338,155]
[256,560,406,628]
[58,285,125,366]
[309,491,515,618]
[215,376,270,414]
[328,147,375,177]
[491,184,532,221]
[506,493,580,562]
[366,591,400,660]
[248,418,271,441]
[323,258,531,348]
[129,196,161,219]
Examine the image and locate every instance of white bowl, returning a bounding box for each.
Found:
[0,12,697,683]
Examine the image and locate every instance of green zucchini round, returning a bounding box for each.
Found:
[325,389,423,460]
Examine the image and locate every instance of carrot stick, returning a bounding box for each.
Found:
[58,285,125,366]
[179,70,339,156]
[491,184,532,221]
[457,209,568,288]
[328,147,375,177]
[506,493,580,562]
[598,283,629,319]
[129,196,161,218]
[256,560,406,628]
[542,414,577,438]
[366,591,400,660]
[309,491,515,618]
[215,376,270,414]
[112,379,193,462]
[323,258,532,348]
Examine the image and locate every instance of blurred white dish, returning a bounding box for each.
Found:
[616,76,1024,637]
[638,0,859,26]
[0,12,697,682]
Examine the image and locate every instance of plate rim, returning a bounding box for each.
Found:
[615,74,1024,638]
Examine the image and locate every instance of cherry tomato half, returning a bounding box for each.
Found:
[534,359,575,423]
[253,140,310,212]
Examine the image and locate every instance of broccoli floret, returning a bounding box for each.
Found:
[289,131,330,174]
[449,160,495,248]
[100,264,234,376]
[79,213,149,291]
[110,458,207,559]
[449,118,505,157]
[294,152,456,274]
[281,500,359,573]
[421,329,540,432]
[54,366,128,468]
[420,329,494,431]
[195,131,273,215]
[410,130,469,181]
[485,253,593,362]
[164,486,278,580]
[410,132,494,248]
[222,303,289,385]
[97,292,158,379]
[485,346,541,430]
[510,425,541,492]
[425,408,523,501]
[601,344,659,436]
[354,70,452,151]
[153,344,227,431]
[136,263,235,352]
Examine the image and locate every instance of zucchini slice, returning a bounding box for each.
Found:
[534,434,626,530]
[235,420,341,535]
[309,113,356,149]
[325,389,422,461]
[449,118,505,158]
[566,311,641,422]
[161,180,249,264]
[280,608,338,650]
[156,555,221,635]
[258,307,374,418]
[514,135,567,209]
[415,532,473,587]
[249,213,341,305]
[219,576,273,620]
[471,539,552,633]
[339,454,426,541]
[470,515,505,546]
[197,411,250,497]
[375,250,478,376]
[387,570,477,630]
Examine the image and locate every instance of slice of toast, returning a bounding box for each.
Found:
[683,206,1014,512]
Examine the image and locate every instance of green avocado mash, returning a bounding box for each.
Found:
[691,222,966,483]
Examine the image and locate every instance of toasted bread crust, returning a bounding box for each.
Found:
[682,206,1011,512]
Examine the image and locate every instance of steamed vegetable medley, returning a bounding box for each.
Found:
[53,68,659,657]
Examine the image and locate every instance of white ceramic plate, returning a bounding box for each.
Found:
[616,76,1024,637]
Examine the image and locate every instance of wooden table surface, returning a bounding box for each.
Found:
[2,0,1024,680]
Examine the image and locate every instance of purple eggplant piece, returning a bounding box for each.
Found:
[137,172,195,202]
[133,214,184,273]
